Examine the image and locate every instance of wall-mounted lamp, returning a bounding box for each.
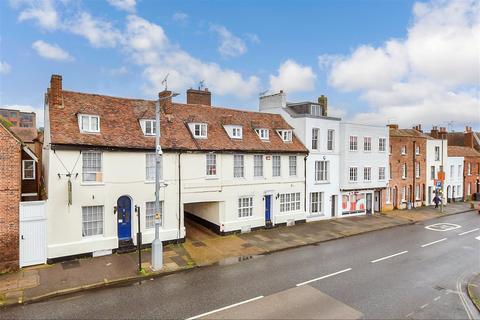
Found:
[113,206,117,215]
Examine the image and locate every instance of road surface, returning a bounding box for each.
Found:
[2,211,479,319]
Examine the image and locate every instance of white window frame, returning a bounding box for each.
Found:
[401,163,407,179]
[145,153,160,182]
[327,129,334,151]
[82,151,103,183]
[206,153,217,176]
[311,128,319,150]
[349,136,358,151]
[311,104,322,116]
[450,165,454,179]
[315,160,329,182]
[349,167,358,182]
[192,123,208,138]
[82,205,104,237]
[146,201,164,228]
[78,114,100,133]
[434,146,440,161]
[415,162,420,178]
[364,137,372,151]
[401,146,407,155]
[467,163,471,175]
[280,192,301,213]
[378,167,386,181]
[378,138,386,152]
[309,192,324,214]
[277,130,293,142]
[386,187,391,204]
[364,167,372,181]
[415,146,420,155]
[254,155,263,177]
[140,119,156,136]
[289,156,297,176]
[255,128,269,140]
[238,197,253,218]
[430,166,436,180]
[458,165,462,178]
[415,184,420,200]
[234,154,245,178]
[22,159,35,180]
[272,155,281,177]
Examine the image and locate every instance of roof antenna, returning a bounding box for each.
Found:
[161,73,169,91]
[198,80,205,90]
[259,90,268,97]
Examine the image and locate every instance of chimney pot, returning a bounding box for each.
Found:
[318,94,328,116]
[388,124,399,130]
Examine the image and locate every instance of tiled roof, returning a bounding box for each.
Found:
[49,90,308,153]
[446,132,480,151]
[448,146,480,157]
[10,127,38,143]
[389,128,434,139]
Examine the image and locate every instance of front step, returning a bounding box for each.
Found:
[117,239,136,254]
[265,220,274,229]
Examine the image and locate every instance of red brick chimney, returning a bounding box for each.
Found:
[49,74,63,108]
[159,90,173,114]
[387,124,399,129]
[187,88,211,106]
[465,126,474,148]
[439,127,447,139]
[430,126,439,139]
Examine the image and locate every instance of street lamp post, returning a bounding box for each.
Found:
[151,92,179,271]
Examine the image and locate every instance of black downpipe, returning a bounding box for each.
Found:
[412,140,416,208]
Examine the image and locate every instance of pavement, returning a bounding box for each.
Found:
[0,202,473,308]
[468,273,480,311]
[1,210,478,319]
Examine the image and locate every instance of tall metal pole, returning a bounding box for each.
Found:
[151,100,163,270]
[441,135,444,213]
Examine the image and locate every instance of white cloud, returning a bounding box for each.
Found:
[32,40,73,61]
[0,61,11,74]
[245,33,260,44]
[172,12,188,24]
[12,0,59,30]
[210,25,247,58]
[66,12,122,48]
[106,0,136,12]
[124,16,260,98]
[269,59,316,93]
[323,0,480,128]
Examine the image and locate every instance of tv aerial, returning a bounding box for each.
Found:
[161,73,169,91]
[198,80,205,90]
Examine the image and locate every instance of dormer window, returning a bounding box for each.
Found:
[255,128,269,140]
[190,123,207,138]
[224,125,242,139]
[277,130,292,142]
[79,114,100,133]
[140,119,156,136]
[311,104,322,116]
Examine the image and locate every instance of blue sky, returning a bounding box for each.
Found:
[0,0,478,130]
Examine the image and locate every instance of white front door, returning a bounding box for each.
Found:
[19,201,46,267]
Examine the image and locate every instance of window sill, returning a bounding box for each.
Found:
[22,178,35,181]
[82,235,104,241]
[81,182,105,186]
[314,181,330,185]
[205,176,219,180]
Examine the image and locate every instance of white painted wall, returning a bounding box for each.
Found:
[425,139,448,205]
[445,156,464,201]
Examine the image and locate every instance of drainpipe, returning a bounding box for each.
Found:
[304,154,308,215]
[177,152,182,243]
[412,140,416,208]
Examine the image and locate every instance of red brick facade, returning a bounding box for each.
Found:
[0,125,21,272]
[382,126,430,211]
[448,145,480,200]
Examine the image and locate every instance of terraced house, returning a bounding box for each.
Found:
[42,75,307,261]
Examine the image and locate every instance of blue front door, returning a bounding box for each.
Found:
[117,196,132,240]
[265,195,272,222]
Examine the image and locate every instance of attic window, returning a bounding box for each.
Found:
[224,125,243,139]
[140,119,156,136]
[277,130,292,142]
[190,123,207,138]
[255,128,269,140]
[79,114,100,133]
[311,104,322,116]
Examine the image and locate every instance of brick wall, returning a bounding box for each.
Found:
[464,156,480,200]
[0,126,21,272]
[186,88,211,106]
[382,135,427,211]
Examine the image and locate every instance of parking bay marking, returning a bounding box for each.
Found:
[371,251,408,263]
[296,268,352,287]
[186,296,264,320]
[421,238,447,248]
[458,228,479,236]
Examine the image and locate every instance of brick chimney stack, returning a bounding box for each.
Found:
[387,124,399,129]
[318,95,328,116]
[465,126,474,148]
[159,90,173,114]
[439,127,447,139]
[187,88,211,106]
[49,74,63,108]
[430,126,439,139]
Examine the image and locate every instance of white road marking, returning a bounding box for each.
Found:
[296,268,352,287]
[420,303,429,309]
[434,296,441,301]
[371,251,408,263]
[421,238,447,247]
[458,228,479,236]
[425,223,461,232]
[186,296,264,320]
[405,312,414,318]
[476,236,480,241]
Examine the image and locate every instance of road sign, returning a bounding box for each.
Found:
[435,180,442,189]
[438,171,445,181]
